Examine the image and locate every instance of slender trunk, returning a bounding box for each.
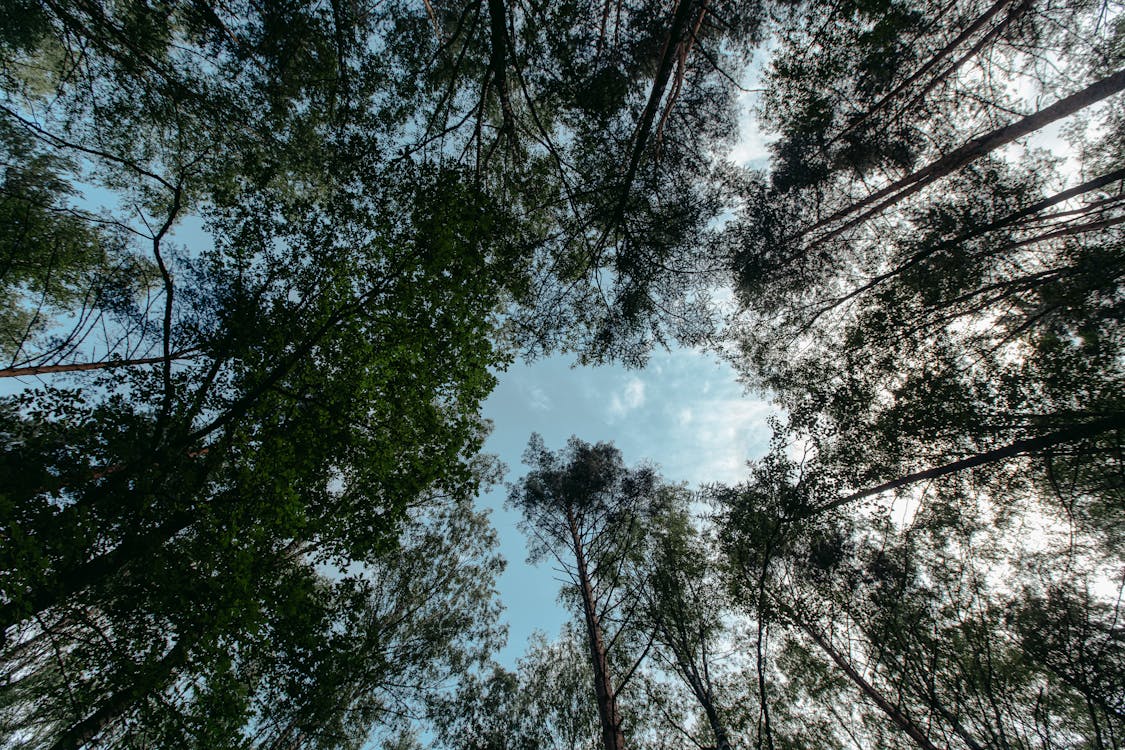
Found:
[696,678,732,750]
[754,584,774,750]
[707,707,732,750]
[0,352,197,378]
[803,166,1125,328]
[794,615,943,750]
[807,413,1125,517]
[422,0,442,39]
[804,69,1125,241]
[664,632,732,750]
[49,639,189,750]
[898,2,1021,120]
[1008,212,1125,248]
[567,506,625,750]
[614,0,699,222]
[928,694,985,750]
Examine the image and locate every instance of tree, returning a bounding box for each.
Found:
[634,488,738,750]
[727,0,1125,522]
[0,0,774,744]
[405,0,766,364]
[431,628,603,750]
[716,433,1125,750]
[0,117,154,368]
[0,4,524,746]
[508,435,664,750]
[1,472,507,750]
[723,2,1125,667]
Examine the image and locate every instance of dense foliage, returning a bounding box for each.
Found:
[0,0,1121,748]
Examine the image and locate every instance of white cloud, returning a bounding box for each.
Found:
[673,398,774,485]
[605,348,779,486]
[623,378,646,409]
[608,377,646,420]
[526,385,552,411]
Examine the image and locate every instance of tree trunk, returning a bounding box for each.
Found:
[698,682,732,750]
[829,0,1017,146]
[0,509,195,632]
[807,413,1125,517]
[666,634,731,750]
[49,639,189,750]
[487,0,516,144]
[567,506,626,750]
[805,68,1125,241]
[614,0,700,222]
[804,166,1125,327]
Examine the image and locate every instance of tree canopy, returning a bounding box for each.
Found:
[1,0,1122,748]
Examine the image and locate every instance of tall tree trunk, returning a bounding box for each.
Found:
[567,506,626,750]
[692,670,732,750]
[705,701,732,750]
[804,68,1125,242]
[487,0,516,144]
[664,633,732,750]
[803,166,1125,327]
[829,0,1017,146]
[613,0,700,224]
[0,509,196,633]
[807,413,1125,517]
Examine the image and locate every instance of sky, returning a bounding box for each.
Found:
[479,347,776,665]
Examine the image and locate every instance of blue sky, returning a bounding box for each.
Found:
[479,348,775,664]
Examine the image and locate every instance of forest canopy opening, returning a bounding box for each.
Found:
[0,0,1121,748]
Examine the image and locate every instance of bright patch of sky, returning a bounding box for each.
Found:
[481,347,775,665]
[726,47,774,171]
[727,85,774,170]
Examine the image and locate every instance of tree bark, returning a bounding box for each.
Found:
[487,0,516,145]
[613,0,700,223]
[567,506,626,750]
[689,664,732,750]
[662,630,732,750]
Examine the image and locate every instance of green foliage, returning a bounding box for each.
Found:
[431,628,603,750]
[1,0,1121,748]
[0,119,151,360]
